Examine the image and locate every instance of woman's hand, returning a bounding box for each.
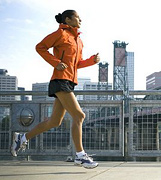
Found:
[94,53,100,63]
[56,62,68,71]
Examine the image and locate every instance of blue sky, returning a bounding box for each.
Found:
[0,0,161,90]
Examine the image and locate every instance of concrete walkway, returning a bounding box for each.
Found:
[0,161,161,180]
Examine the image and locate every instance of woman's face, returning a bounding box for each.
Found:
[66,12,81,28]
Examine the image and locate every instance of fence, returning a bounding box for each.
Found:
[0,90,161,160]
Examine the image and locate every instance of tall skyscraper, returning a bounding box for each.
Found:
[146,71,161,90]
[127,52,134,90]
[0,69,19,101]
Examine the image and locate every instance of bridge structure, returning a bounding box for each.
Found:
[0,90,161,161]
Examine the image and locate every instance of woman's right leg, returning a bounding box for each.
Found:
[25,98,66,140]
[55,91,85,152]
[55,91,98,168]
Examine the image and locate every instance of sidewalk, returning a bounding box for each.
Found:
[0,161,161,180]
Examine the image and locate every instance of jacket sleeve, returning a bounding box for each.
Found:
[35,30,61,68]
[77,55,97,69]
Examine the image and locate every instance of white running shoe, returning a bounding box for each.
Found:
[10,132,28,157]
[74,153,98,169]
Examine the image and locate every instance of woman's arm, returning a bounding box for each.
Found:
[77,53,100,69]
[35,31,62,68]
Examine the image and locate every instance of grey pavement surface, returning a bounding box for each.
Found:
[0,161,161,180]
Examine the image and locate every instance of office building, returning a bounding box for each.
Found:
[83,81,112,100]
[0,69,19,123]
[146,71,161,90]
[18,87,29,101]
[127,52,134,90]
[75,77,91,100]
[32,82,53,101]
[0,69,19,101]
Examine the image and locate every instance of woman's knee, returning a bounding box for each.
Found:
[81,111,86,120]
[73,111,86,124]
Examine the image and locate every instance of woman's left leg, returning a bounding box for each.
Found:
[26,98,66,140]
[11,98,66,157]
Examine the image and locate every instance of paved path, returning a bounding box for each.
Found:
[0,161,161,180]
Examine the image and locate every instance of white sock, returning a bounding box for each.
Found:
[21,134,27,144]
[76,150,85,158]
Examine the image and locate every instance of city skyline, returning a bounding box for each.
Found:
[0,0,161,90]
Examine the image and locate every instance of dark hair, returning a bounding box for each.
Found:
[55,10,76,24]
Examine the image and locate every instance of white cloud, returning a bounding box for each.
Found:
[25,19,33,24]
[3,17,16,22]
[3,17,34,24]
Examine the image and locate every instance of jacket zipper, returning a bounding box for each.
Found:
[73,38,78,82]
[60,50,65,61]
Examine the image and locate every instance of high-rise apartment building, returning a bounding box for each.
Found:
[0,69,19,101]
[127,52,134,90]
[146,71,161,90]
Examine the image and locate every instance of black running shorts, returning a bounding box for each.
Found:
[48,79,76,98]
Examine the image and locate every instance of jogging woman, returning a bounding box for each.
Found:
[11,10,100,169]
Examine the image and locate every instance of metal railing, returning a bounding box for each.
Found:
[0,90,161,160]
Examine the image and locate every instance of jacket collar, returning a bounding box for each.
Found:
[59,24,80,37]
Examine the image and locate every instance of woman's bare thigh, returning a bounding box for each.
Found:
[55,91,84,119]
[50,98,66,125]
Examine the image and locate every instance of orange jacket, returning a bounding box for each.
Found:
[36,24,96,84]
